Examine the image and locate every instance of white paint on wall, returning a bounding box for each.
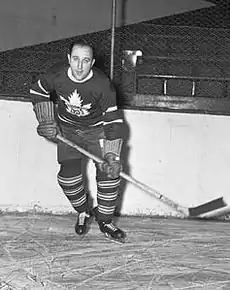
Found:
[121,110,230,216]
[0,0,212,51]
[0,100,230,217]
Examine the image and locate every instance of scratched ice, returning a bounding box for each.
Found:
[0,208,230,290]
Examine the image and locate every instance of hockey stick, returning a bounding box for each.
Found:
[56,134,230,219]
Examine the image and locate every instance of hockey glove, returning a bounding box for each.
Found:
[99,139,123,179]
[33,101,59,142]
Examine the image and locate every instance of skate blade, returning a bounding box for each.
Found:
[104,233,126,244]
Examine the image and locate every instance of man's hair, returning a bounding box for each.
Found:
[68,39,95,57]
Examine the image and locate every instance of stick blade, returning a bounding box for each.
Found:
[188,197,230,218]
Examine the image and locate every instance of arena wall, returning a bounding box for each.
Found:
[1,99,230,217]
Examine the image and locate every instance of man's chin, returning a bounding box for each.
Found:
[73,74,85,81]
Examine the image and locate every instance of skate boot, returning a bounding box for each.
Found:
[90,206,99,221]
[98,221,126,244]
[75,211,90,236]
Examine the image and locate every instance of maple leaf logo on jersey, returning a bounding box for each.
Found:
[60,89,92,117]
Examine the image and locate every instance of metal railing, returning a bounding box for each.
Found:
[136,74,230,98]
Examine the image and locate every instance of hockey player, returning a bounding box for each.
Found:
[30,39,125,243]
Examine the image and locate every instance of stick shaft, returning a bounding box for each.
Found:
[110,0,116,80]
[119,171,187,215]
[56,135,188,216]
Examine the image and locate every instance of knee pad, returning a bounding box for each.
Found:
[96,165,112,182]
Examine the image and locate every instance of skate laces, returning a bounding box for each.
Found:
[78,212,90,225]
[105,222,117,232]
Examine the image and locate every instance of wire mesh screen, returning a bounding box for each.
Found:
[0,3,230,113]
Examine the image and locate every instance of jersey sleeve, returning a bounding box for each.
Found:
[99,78,124,140]
[30,73,54,104]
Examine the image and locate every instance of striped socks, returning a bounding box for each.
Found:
[57,174,87,212]
[97,178,120,222]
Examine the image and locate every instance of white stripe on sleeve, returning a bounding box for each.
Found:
[103,119,123,125]
[30,89,50,98]
[38,80,49,94]
[105,106,118,113]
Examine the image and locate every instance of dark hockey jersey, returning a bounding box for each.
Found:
[30,66,123,136]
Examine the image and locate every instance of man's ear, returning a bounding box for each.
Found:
[67,54,71,64]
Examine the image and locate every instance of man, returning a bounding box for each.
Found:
[30,39,125,243]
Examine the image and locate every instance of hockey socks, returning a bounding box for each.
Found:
[57,174,87,213]
[96,178,120,222]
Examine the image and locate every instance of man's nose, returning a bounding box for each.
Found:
[77,60,83,69]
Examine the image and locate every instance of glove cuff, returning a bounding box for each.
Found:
[102,139,123,158]
[33,101,55,123]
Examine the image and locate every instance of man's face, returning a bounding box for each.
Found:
[68,45,95,81]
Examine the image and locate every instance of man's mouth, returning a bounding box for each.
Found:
[76,70,83,75]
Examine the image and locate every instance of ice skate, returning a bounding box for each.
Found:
[90,206,99,221]
[98,221,126,244]
[75,211,91,236]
